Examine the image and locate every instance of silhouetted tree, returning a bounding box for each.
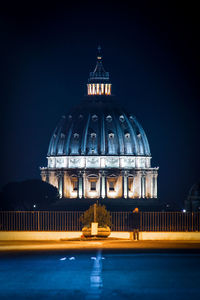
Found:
[80,204,111,228]
[0,179,59,210]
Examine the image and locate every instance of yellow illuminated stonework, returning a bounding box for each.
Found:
[87,83,111,95]
[41,164,158,199]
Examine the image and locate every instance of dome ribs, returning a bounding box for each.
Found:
[133,117,151,156]
[123,113,139,155]
[48,116,65,156]
[81,114,91,155]
[100,113,106,155]
[112,112,124,155]
[65,119,74,155]
[47,98,151,157]
[106,112,118,155]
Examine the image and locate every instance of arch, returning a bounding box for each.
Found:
[87,174,99,179]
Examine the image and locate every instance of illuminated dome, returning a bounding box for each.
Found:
[41,47,158,201]
[47,96,151,157]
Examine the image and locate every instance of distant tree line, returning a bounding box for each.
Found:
[0,179,59,211]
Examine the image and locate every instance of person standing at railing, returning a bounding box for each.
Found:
[128,208,140,240]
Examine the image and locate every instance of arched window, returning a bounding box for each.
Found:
[125,132,130,139]
[92,114,98,121]
[73,133,79,139]
[91,132,96,139]
[106,115,112,122]
[109,133,114,139]
[119,115,125,122]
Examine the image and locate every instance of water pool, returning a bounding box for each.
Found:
[0,250,200,299]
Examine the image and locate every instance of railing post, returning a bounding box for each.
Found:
[38,211,40,231]
[94,203,97,222]
[192,212,194,232]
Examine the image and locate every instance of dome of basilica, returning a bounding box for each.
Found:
[47,96,151,157]
[41,47,158,201]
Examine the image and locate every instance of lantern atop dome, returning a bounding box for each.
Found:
[87,46,111,96]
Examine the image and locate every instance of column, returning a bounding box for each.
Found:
[127,176,130,198]
[82,172,86,198]
[141,175,143,198]
[57,172,64,198]
[123,171,128,199]
[102,175,106,198]
[78,172,83,199]
[137,172,141,198]
[151,173,154,198]
[100,172,106,199]
[152,174,155,198]
[122,172,124,197]
[105,173,107,198]
[141,176,146,198]
[100,173,102,198]
[131,175,135,198]
[143,175,147,198]
[153,174,158,198]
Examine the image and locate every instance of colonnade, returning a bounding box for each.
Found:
[41,169,158,199]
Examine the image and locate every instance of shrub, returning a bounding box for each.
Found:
[80,204,111,228]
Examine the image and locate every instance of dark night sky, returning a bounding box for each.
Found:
[1,1,200,208]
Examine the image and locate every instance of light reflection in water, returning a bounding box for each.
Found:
[86,250,103,299]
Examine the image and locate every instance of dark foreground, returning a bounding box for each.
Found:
[0,249,200,299]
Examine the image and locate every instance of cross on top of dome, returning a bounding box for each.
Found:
[97,45,102,60]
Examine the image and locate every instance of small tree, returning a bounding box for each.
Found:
[80,204,111,228]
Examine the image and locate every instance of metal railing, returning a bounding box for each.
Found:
[139,212,200,232]
[0,211,199,232]
[111,212,132,231]
[0,211,83,231]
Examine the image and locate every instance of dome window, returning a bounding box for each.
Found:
[73,133,79,139]
[91,133,96,139]
[129,115,134,121]
[119,115,125,122]
[79,114,83,119]
[61,133,65,138]
[92,114,98,121]
[137,133,141,138]
[125,132,130,139]
[68,115,72,120]
[106,115,112,122]
[109,133,114,139]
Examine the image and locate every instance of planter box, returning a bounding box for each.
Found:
[82,226,111,238]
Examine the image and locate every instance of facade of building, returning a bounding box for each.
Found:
[40,48,159,200]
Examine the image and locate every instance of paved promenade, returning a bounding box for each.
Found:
[1,239,200,252]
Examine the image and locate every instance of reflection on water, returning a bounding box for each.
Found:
[87,250,103,299]
[0,251,200,299]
